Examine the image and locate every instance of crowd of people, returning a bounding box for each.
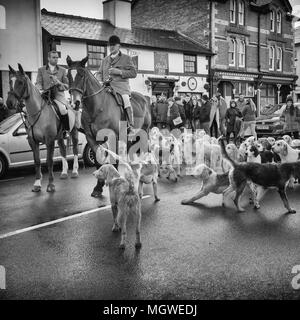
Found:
[150,92,300,145]
[0,95,17,122]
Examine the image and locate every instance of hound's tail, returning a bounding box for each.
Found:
[219,137,236,167]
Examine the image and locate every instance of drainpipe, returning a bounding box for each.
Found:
[209,0,213,98]
[257,12,261,116]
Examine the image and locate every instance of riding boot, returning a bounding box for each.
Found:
[125,106,136,136]
[61,114,70,139]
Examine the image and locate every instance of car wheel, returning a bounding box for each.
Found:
[0,154,8,179]
[83,145,95,167]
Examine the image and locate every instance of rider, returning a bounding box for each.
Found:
[35,50,70,138]
[96,35,137,135]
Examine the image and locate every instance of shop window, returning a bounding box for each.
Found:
[238,1,245,26]
[238,40,245,67]
[184,55,197,73]
[230,0,236,24]
[269,46,275,71]
[229,39,236,66]
[87,44,106,69]
[0,5,6,29]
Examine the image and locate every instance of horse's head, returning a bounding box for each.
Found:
[66,55,89,109]
[8,64,30,101]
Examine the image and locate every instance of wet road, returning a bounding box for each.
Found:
[1,165,300,299]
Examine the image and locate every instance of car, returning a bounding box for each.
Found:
[0,113,95,178]
[254,103,300,137]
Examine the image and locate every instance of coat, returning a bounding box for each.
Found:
[209,98,220,128]
[96,51,137,95]
[280,104,300,132]
[151,103,158,122]
[156,101,168,123]
[225,107,242,132]
[183,100,193,122]
[217,96,228,120]
[199,101,211,123]
[35,64,69,104]
[178,103,186,125]
[169,102,180,121]
[191,103,201,120]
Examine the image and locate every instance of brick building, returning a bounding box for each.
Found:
[295,26,300,101]
[132,0,297,111]
[41,0,213,98]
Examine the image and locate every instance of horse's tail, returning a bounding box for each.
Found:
[219,137,236,168]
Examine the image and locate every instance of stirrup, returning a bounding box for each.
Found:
[63,130,70,139]
[127,125,137,136]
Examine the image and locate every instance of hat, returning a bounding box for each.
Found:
[108,35,121,45]
[286,95,293,103]
[202,94,209,101]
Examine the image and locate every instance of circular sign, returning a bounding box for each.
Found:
[187,77,197,91]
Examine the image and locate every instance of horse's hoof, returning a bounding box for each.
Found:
[112,225,121,232]
[119,243,126,250]
[46,184,55,192]
[91,190,102,198]
[288,209,296,214]
[71,172,79,179]
[135,242,142,249]
[32,186,41,192]
[181,199,191,205]
[60,173,68,180]
[154,197,160,202]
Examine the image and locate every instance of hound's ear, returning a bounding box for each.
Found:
[18,63,25,75]
[66,55,73,67]
[106,166,119,185]
[80,56,89,67]
[283,143,288,157]
[253,147,259,158]
[8,65,16,74]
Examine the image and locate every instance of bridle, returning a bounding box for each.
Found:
[11,75,30,102]
[68,67,105,100]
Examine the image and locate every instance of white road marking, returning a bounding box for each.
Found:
[0,195,151,240]
[0,177,24,183]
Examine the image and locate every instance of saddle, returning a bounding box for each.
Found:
[41,86,61,118]
[104,83,127,121]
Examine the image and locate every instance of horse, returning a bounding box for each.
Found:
[66,55,151,197]
[5,90,18,116]
[8,63,80,192]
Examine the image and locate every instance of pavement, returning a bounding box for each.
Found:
[1,164,300,299]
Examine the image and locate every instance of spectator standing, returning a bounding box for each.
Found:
[176,96,186,128]
[236,94,246,138]
[209,96,220,138]
[182,94,192,129]
[167,97,182,130]
[191,95,201,131]
[216,92,228,136]
[280,95,300,139]
[199,94,211,134]
[0,97,9,122]
[156,94,168,129]
[225,100,243,144]
[242,98,257,140]
[150,95,158,128]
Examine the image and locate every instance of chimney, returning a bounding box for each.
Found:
[103,0,131,30]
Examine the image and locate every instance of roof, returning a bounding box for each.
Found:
[41,9,212,55]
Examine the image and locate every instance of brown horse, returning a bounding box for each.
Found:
[66,56,151,197]
[9,63,80,192]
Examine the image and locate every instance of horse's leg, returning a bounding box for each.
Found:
[46,140,56,192]
[57,138,69,179]
[71,128,79,178]
[28,137,42,192]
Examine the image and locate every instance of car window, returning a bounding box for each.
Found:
[16,123,27,135]
[0,115,20,134]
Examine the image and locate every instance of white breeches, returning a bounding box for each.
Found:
[122,94,131,109]
[54,99,68,115]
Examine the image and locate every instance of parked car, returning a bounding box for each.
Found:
[0,114,95,178]
[254,103,294,137]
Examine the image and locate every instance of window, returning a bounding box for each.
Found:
[269,46,275,70]
[230,0,236,23]
[276,11,282,34]
[270,10,275,32]
[238,1,245,25]
[0,5,6,29]
[87,44,106,68]
[229,39,236,66]
[238,40,245,67]
[184,55,197,73]
[276,47,282,71]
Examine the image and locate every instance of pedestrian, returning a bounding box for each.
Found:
[216,92,228,136]
[199,94,211,134]
[167,97,182,130]
[242,98,257,140]
[191,95,201,131]
[225,100,243,144]
[150,95,158,128]
[236,93,246,139]
[183,94,193,129]
[280,95,300,139]
[156,94,168,129]
[0,97,9,122]
[209,96,220,138]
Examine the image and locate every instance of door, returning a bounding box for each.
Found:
[152,81,175,98]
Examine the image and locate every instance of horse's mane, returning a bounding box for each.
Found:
[84,67,102,89]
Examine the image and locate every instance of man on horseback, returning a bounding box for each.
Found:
[36,50,70,138]
[96,35,137,135]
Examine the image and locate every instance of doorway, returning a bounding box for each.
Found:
[150,80,175,98]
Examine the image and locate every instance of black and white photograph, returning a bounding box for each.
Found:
[1,0,300,310]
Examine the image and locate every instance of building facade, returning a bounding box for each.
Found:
[295,26,300,101]
[0,0,42,100]
[132,0,297,111]
[41,0,212,99]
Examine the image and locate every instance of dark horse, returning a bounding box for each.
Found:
[66,56,151,197]
[9,64,80,192]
